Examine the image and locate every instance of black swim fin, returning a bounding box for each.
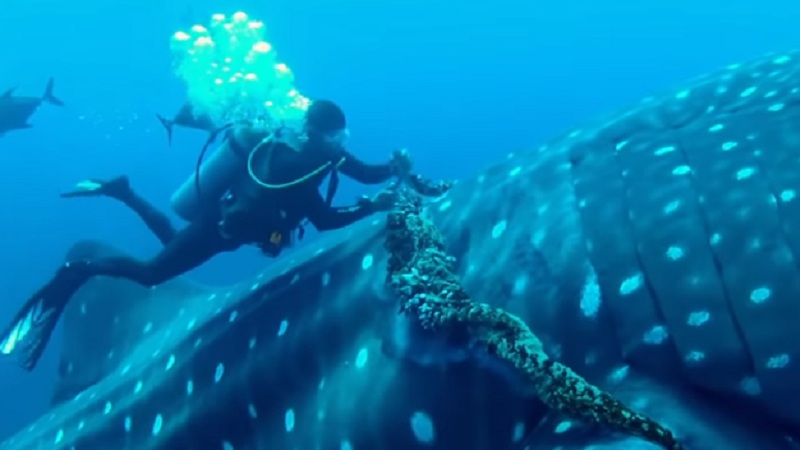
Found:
[0,262,89,371]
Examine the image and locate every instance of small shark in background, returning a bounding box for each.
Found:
[156,102,216,145]
[5,48,800,450]
[0,78,64,136]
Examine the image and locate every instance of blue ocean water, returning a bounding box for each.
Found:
[0,0,795,442]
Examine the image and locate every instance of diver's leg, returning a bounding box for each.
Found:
[0,217,238,371]
[62,176,177,246]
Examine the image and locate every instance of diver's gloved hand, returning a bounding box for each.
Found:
[60,176,131,200]
[390,148,413,178]
[360,188,397,212]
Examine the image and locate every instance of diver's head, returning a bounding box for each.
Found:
[305,99,350,146]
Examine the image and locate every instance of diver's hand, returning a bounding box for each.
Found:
[390,148,413,178]
[359,188,397,212]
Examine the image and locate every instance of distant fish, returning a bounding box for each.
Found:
[0,78,64,137]
[156,103,216,145]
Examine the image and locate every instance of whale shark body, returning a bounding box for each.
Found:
[4,48,800,449]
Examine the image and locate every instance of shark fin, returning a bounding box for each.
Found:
[48,240,209,405]
[156,114,174,146]
[42,78,64,107]
[1,87,17,98]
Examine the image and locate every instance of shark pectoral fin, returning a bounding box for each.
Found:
[2,87,17,98]
[49,239,209,406]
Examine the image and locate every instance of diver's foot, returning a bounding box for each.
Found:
[61,176,131,200]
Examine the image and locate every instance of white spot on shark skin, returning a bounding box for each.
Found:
[665,246,685,260]
[187,318,197,330]
[750,287,771,304]
[740,377,762,396]
[512,421,525,442]
[78,420,85,431]
[121,364,131,375]
[278,320,289,336]
[194,337,203,348]
[152,414,163,436]
[740,86,757,97]
[643,325,668,345]
[619,273,643,295]
[765,90,778,98]
[222,441,234,450]
[438,200,452,212]
[773,55,791,65]
[124,416,132,432]
[710,233,722,245]
[410,411,436,444]
[615,140,628,151]
[608,365,629,384]
[554,420,573,433]
[249,337,257,349]
[186,380,194,396]
[362,254,374,270]
[143,322,153,334]
[104,401,113,414]
[207,293,217,302]
[663,200,682,215]
[340,441,353,450]
[491,220,507,239]
[721,141,739,152]
[248,403,258,419]
[687,310,711,326]
[685,351,706,363]
[229,310,238,322]
[355,348,369,369]
[285,409,295,432]
[654,145,675,155]
[675,89,690,99]
[512,275,528,296]
[134,380,143,394]
[708,124,724,133]
[509,166,522,177]
[322,271,331,286]
[250,283,260,292]
[768,103,786,112]
[80,303,87,315]
[780,189,797,202]
[580,269,601,318]
[214,363,226,383]
[736,167,756,180]
[166,354,176,371]
[319,378,326,390]
[766,353,790,369]
[672,165,691,175]
[54,429,64,444]
[290,273,300,285]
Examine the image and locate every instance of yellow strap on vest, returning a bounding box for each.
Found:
[246,134,345,190]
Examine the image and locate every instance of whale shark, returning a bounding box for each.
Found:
[4,47,800,449]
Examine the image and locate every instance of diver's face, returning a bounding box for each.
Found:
[307,124,350,148]
[324,127,350,147]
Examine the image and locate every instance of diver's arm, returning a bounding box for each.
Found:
[305,190,375,231]
[337,149,396,184]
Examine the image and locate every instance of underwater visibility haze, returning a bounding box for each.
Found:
[0,0,799,449]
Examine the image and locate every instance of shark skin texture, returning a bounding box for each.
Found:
[4,48,800,449]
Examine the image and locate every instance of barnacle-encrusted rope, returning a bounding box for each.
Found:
[383,187,683,450]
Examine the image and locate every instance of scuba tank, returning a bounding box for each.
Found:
[170,123,274,222]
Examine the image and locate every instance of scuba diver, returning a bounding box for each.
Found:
[0,99,414,371]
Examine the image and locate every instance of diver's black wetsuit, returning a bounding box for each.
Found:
[0,134,396,370]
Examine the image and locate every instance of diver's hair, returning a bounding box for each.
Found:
[306,100,346,135]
